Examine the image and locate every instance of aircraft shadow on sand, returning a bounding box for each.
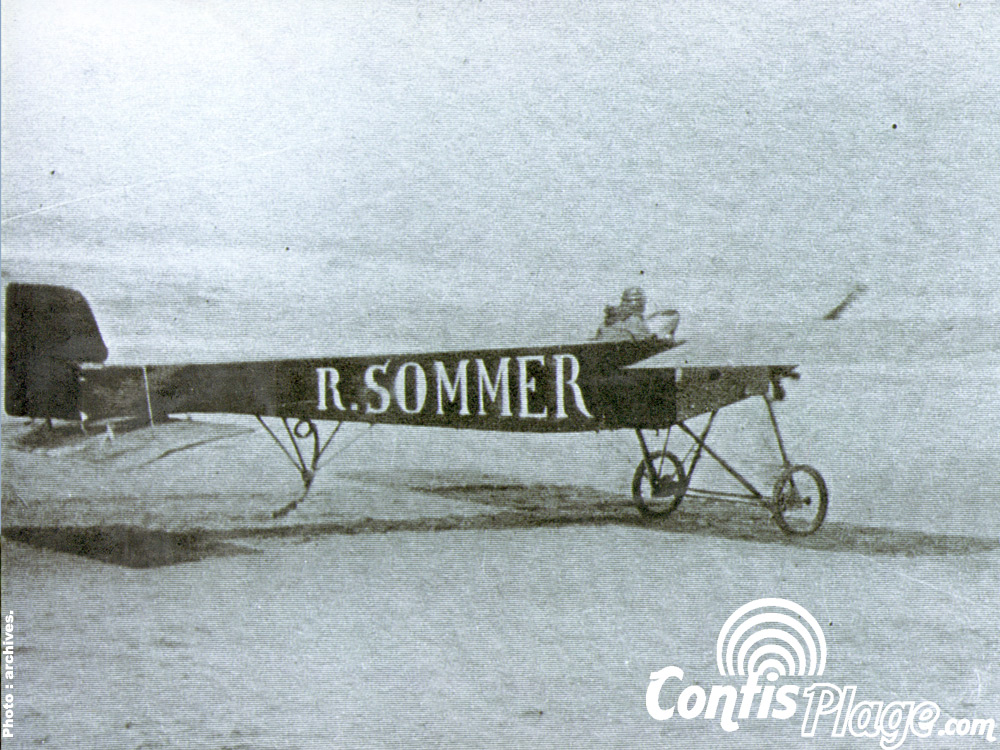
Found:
[408,482,1000,558]
[3,482,995,568]
[1,525,254,568]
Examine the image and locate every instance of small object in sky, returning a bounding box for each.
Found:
[822,285,867,321]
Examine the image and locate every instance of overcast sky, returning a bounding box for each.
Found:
[3,0,998,336]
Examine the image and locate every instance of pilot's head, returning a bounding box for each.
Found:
[620,287,646,315]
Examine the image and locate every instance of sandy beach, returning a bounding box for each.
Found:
[2,371,999,748]
[3,0,999,745]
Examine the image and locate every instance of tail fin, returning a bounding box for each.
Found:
[4,283,108,420]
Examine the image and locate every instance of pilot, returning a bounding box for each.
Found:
[594,287,654,341]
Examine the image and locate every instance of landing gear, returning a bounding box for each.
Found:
[255,417,342,518]
[631,397,828,536]
[632,450,687,518]
[771,464,828,536]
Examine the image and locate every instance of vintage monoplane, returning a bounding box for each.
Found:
[4,282,828,534]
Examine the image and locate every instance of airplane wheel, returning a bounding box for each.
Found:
[771,465,828,535]
[633,451,687,518]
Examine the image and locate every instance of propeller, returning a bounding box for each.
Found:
[822,284,867,321]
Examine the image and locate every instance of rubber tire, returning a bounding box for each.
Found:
[771,464,828,536]
[633,451,687,518]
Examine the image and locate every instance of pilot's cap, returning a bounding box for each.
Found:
[621,286,646,309]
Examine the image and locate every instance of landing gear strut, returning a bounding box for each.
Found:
[631,396,828,536]
[255,417,342,518]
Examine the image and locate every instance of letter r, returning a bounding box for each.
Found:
[316,367,346,411]
[553,354,593,419]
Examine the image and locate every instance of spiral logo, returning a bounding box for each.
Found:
[716,598,826,680]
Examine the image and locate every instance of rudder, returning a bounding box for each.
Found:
[4,283,108,420]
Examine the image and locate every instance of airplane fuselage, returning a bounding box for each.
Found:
[77,338,680,432]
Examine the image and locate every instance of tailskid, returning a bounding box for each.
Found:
[254,418,357,518]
